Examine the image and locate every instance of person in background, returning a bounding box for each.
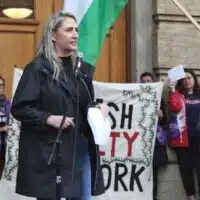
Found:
[11,12,108,200]
[168,69,200,200]
[0,75,10,178]
[140,72,168,200]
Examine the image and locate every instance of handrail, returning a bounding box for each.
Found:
[171,0,200,32]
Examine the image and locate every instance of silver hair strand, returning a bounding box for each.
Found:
[35,12,77,80]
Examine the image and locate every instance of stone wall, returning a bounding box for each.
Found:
[153,0,200,77]
[156,0,200,16]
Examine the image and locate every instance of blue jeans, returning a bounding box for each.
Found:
[81,149,91,200]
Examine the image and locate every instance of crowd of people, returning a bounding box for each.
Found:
[0,11,200,200]
[139,70,200,200]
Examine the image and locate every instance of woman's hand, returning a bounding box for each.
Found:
[0,125,8,132]
[157,110,163,119]
[97,104,109,118]
[167,78,177,92]
[46,115,75,129]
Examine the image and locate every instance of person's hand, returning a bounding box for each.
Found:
[46,115,75,129]
[157,110,163,119]
[0,125,8,132]
[167,78,177,92]
[97,104,109,118]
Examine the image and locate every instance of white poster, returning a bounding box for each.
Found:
[11,67,23,99]
[0,79,163,200]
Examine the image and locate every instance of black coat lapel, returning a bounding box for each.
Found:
[39,58,76,104]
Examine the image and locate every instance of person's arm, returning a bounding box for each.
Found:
[11,62,51,129]
[158,99,167,127]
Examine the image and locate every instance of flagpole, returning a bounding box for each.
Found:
[171,0,200,32]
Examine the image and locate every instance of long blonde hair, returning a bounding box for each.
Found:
[35,12,77,80]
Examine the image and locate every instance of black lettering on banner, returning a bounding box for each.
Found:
[108,102,119,129]
[101,163,145,192]
[101,164,112,190]
[120,103,133,129]
[130,165,145,191]
[114,163,128,191]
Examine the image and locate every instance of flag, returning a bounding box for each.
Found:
[63,0,128,66]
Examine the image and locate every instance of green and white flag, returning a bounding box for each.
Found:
[63,0,128,66]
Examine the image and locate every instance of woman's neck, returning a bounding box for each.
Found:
[187,88,193,95]
[55,46,74,57]
[57,51,72,57]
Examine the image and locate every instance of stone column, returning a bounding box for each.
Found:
[129,0,153,82]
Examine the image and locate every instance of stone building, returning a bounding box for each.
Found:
[151,0,200,199]
[130,0,200,82]
[0,0,200,199]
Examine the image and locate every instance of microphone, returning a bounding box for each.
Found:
[75,51,84,77]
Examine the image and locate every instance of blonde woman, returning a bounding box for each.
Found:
[11,12,108,200]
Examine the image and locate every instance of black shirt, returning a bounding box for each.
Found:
[185,94,200,137]
[60,57,90,135]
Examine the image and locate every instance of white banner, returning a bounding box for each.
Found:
[11,67,23,99]
[0,78,163,200]
[93,81,163,200]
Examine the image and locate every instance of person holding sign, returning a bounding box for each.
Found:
[0,75,10,178]
[168,64,186,84]
[11,12,109,200]
[140,72,168,200]
[169,69,200,200]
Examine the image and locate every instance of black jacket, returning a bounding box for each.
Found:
[153,99,168,168]
[11,55,105,198]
